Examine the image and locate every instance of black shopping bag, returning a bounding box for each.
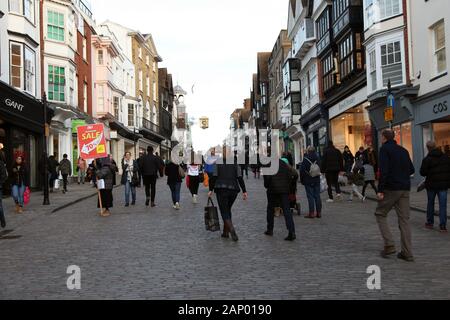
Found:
[204,197,221,232]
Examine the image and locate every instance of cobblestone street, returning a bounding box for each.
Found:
[0,178,449,300]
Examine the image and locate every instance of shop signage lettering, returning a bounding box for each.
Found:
[4,98,25,112]
[433,101,448,114]
[329,87,367,119]
[77,124,108,160]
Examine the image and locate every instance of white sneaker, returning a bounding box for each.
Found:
[173,204,177,209]
[326,199,334,203]
[193,195,198,204]
[175,202,180,210]
[362,196,366,202]
[336,194,343,201]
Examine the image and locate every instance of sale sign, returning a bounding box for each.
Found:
[77,124,108,160]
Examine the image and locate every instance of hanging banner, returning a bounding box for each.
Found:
[77,124,107,160]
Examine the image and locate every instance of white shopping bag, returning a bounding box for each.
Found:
[320,175,327,193]
[54,179,60,190]
[97,179,105,190]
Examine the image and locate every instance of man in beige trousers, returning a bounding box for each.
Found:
[376,130,415,262]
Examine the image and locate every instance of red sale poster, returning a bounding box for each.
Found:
[77,124,108,160]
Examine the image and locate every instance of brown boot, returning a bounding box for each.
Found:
[18,206,24,214]
[380,246,396,258]
[15,204,20,213]
[221,223,229,238]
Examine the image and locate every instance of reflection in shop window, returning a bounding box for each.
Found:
[393,122,413,161]
[433,122,450,156]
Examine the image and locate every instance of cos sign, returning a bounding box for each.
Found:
[433,101,448,114]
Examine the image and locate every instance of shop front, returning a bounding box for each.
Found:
[300,104,328,158]
[412,86,450,175]
[367,87,419,163]
[0,80,51,190]
[328,87,372,155]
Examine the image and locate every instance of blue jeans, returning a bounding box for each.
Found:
[169,183,181,204]
[305,183,322,214]
[124,181,136,205]
[427,189,448,227]
[12,184,25,207]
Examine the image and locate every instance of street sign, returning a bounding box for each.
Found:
[387,93,395,108]
[77,124,108,160]
[384,107,394,122]
[199,117,209,129]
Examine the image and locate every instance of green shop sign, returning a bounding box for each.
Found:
[72,120,86,134]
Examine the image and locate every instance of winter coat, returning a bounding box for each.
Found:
[343,151,355,168]
[139,153,164,176]
[165,162,183,185]
[48,157,59,175]
[96,164,116,190]
[378,140,415,193]
[209,162,246,193]
[264,160,299,194]
[11,164,29,187]
[321,146,344,173]
[300,152,321,186]
[121,159,139,185]
[59,159,72,176]
[363,164,376,182]
[420,148,450,190]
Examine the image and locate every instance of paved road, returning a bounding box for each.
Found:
[0,178,449,300]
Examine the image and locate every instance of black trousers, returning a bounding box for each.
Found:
[216,189,238,221]
[266,192,295,234]
[143,175,157,202]
[325,172,341,199]
[362,180,378,196]
[189,175,200,196]
[62,174,68,191]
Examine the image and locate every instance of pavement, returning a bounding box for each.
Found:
[0,177,449,300]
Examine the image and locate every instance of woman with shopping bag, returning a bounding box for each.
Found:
[11,156,29,214]
[96,157,117,217]
[208,146,248,242]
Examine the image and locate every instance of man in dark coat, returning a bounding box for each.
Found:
[263,158,299,241]
[320,141,344,202]
[376,129,415,262]
[139,146,164,207]
[420,141,450,232]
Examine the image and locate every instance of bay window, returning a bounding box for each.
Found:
[24,46,35,95]
[369,50,377,91]
[310,64,318,97]
[47,10,65,42]
[48,65,66,102]
[321,53,336,93]
[339,34,354,79]
[9,0,35,23]
[432,20,447,75]
[364,0,402,28]
[128,104,135,127]
[381,41,402,86]
[10,42,36,95]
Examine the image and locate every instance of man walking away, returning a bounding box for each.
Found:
[321,141,344,202]
[264,158,299,241]
[139,146,163,207]
[420,141,450,233]
[59,154,72,194]
[48,155,59,192]
[376,129,415,262]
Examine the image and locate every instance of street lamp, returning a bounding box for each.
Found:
[42,93,50,205]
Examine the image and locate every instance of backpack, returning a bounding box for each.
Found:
[0,160,8,185]
[305,157,321,178]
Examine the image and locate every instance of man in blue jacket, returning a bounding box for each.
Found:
[376,129,415,262]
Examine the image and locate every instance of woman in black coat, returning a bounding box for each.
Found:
[165,160,183,210]
[208,147,247,241]
[97,157,117,217]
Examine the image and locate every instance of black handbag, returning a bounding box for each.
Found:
[199,172,205,183]
[204,197,220,232]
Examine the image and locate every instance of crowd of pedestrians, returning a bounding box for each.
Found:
[0,129,448,265]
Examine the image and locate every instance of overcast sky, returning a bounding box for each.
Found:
[91,0,288,152]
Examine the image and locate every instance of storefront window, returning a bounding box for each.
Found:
[433,122,450,156]
[330,103,372,154]
[393,121,413,160]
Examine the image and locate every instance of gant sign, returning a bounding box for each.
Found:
[5,98,25,112]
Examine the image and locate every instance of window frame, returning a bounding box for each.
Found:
[24,45,36,95]
[48,64,66,102]
[321,52,336,93]
[364,0,403,29]
[128,104,135,127]
[432,20,447,76]
[47,9,65,42]
[10,42,23,90]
